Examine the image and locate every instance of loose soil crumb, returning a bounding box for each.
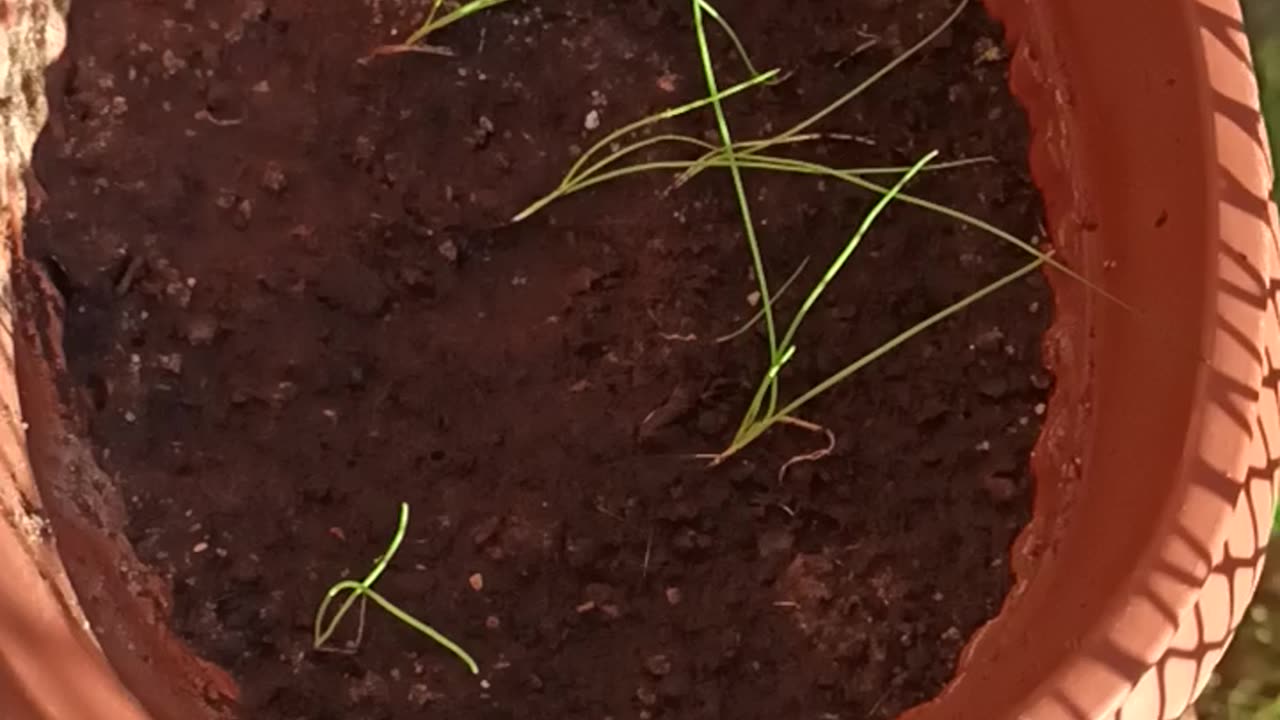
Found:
[29,1,1051,718]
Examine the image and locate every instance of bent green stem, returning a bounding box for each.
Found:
[733,151,936,443]
[313,502,478,675]
[678,0,970,186]
[404,0,516,46]
[722,255,1046,460]
[692,0,782,420]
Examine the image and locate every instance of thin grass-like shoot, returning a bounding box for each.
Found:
[313,502,479,675]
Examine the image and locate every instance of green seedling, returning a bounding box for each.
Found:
[405,0,516,47]
[511,0,1112,466]
[371,0,516,57]
[689,0,784,421]
[687,0,1054,465]
[314,502,478,675]
[511,69,785,222]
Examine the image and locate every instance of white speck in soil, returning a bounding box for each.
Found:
[261,161,287,193]
[644,654,673,677]
[583,109,600,131]
[407,683,441,707]
[636,687,658,706]
[437,238,459,264]
[232,198,253,229]
[156,353,183,375]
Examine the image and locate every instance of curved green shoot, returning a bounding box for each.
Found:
[313,502,479,675]
[717,153,1132,311]
[692,0,783,420]
[677,0,971,187]
[512,70,780,222]
[717,255,1046,461]
[404,0,517,47]
[696,0,780,83]
[731,151,934,442]
[715,257,811,344]
[778,151,939,358]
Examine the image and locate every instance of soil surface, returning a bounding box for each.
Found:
[28,1,1051,718]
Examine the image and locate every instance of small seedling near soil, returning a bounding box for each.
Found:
[686,0,1053,468]
[313,502,479,675]
[515,0,1069,469]
[371,0,516,57]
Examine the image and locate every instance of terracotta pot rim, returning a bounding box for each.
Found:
[899,0,1280,718]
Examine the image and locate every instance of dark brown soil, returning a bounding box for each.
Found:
[27,1,1051,718]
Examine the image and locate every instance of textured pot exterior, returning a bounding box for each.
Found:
[902,0,1280,718]
[0,0,1273,719]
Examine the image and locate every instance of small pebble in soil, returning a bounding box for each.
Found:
[644,654,673,677]
[469,573,484,591]
[665,587,682,605]
[973,327,1005,351]
[468,116,495,149]
[636,687,658,707]
[352,135,375,166]
[192,541,209,553]
[583,109,600,131]
[214,188,237,210]
[156,352,183,374]
[260,161,287,193]
[485,615,501,630]
[438,238,460,264]
[407,683,441,707]
[161,49,186,76]
[232,198,253,229]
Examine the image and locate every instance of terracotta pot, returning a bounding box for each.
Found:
[0,0,1275,718]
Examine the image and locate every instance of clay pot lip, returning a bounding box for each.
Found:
[1039,0,1279,714]
[942,0,1280,717]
